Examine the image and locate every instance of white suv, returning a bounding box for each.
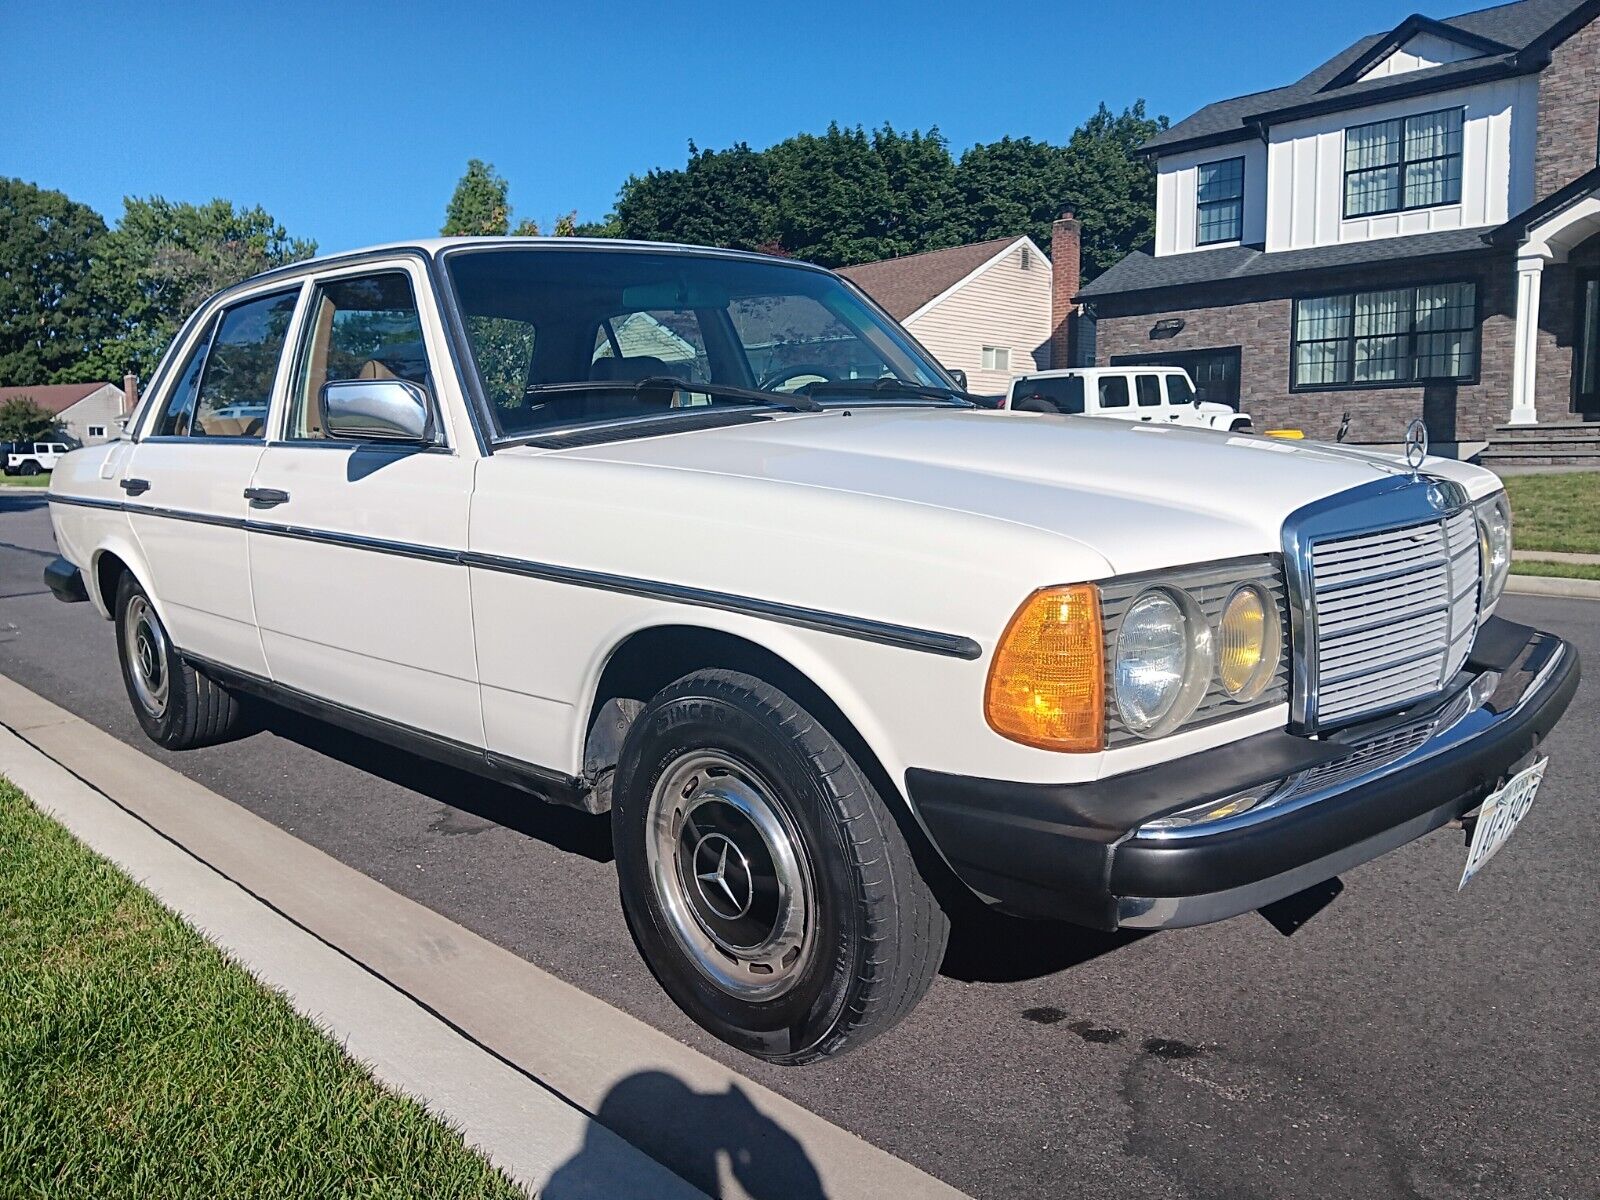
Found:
[1004,367,1252,432]
[6,441,71,476]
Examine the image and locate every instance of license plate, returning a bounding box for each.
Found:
[1459,757,1547,890]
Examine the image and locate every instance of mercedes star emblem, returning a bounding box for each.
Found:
[693,832,753,920]
[1404,418,1429,474]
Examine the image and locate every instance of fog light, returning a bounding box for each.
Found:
[1217,585,1280,701]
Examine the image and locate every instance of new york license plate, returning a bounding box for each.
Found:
[1459,757,1548,890]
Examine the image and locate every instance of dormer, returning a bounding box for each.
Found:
[1328,15,1513,85]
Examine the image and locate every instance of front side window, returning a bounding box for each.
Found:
[1098,376,1131,408]
[1292,282,1477,388]
[445,248,949,438]
[1165,374,1196,406]
[290,273,430,439]
[1344,108,1464,218]
[1196,157,1244,244]
[153,290,298,438]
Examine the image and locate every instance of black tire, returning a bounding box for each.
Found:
[1230,418,1254,433]
[114,573,244,749]
[1012,395,1061,414]
[19,461,40,477]
[612,669,948,1064]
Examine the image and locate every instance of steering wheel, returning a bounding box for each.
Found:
[758,363,835,393]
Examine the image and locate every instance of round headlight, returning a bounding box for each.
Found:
[1477,491,1512,610]
[1217,585,1281,701]
[1114,589,1211,735]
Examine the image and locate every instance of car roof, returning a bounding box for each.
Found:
[1013,366,1186,379]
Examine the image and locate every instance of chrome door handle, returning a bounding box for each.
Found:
[243,487,290,508]
[119,477,150,495]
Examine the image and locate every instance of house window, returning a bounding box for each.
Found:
[87,425,106,438]
[1196,157,1245,244]
[1291,282,1477,389]
[1343,108,1464,218]
[981,346,1010,371]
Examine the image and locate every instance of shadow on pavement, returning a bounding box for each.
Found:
[0,491,50,514]
[249,702,615,862]
[939,898,1146,984]
[543,1070,827,1199]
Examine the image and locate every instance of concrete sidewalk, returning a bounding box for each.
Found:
[0,673,968,1200]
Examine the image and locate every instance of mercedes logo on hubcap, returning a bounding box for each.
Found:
[692,832,754,920]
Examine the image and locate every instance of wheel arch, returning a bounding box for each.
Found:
[88,542,157,622]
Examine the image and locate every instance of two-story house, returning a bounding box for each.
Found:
[1078,0,1600,458]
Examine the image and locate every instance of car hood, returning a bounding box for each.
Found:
[540,407,1498,575]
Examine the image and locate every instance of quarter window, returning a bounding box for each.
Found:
[1135,375,1163,407]
[1292,282,1477,388]
[290,273,430,439]
[1098,376,1130,408]
[1344,108,1464,218]
[1196,157,1244,244]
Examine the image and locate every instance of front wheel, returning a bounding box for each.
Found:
[612,670,948,1064]
[114,574,245,749]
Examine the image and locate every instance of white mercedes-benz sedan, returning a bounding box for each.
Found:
[44,238,1577,1063]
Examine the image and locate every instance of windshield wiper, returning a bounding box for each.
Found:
[801,378,974,405]
[521,377,823,413]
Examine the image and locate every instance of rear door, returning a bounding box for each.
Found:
[245,261,483,745]
[1095,374,1137,421]
[123,286,301,674]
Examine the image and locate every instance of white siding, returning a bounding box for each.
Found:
[1358,32,1483,81]
[1154,141,1268,256]
[56,385,126,445]
[903,240,1053,395]
[1263,75,1538,252]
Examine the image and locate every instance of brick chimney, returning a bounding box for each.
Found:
[1049,212,1081,369]
[122,374,138,415]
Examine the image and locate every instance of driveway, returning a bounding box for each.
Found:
[2,488,1595,1199]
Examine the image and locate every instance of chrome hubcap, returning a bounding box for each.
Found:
[123,595,169,716]
[645,750,814,999]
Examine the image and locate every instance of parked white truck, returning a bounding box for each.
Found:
[1004,366,1253,432]
[6,440,71,476]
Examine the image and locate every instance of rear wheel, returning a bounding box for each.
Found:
[613,669,948,1064]
[115,574,244,749]
[18,461,40,477]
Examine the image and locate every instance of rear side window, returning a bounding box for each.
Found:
[290,273,430,439]
[1098,376,1130,408]
[153,290,298,439]
[1136,375,1162,407]
[1009,376,1085,414]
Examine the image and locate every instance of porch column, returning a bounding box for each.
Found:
[1509,253,1546,426]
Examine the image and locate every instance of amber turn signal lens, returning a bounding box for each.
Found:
[985,584,1104,752]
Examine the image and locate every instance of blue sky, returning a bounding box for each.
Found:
[5,0,1470,253]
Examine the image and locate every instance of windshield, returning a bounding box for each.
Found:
[443,247,955,438]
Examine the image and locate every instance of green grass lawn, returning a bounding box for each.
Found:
[1511,559,1600,581]
[1502,472,1600,555]
[0,473,52,488]
[0,778,525,1199]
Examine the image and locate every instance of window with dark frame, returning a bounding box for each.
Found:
[1343,108,1464,218]
[1196,157,1245,245]
[1291,282,1477,389]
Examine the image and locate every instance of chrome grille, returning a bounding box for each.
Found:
[1307,507,1479,727]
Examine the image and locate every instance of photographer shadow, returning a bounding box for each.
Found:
[542,1070,827,1199]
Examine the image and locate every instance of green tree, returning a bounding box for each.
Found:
[73,198,315,382]
[953,135,1069,251]
[1057,101,1169,277]
[442,159,511,236]
[616,141,779,252]
[873,125,962,257]
[0,178,110,386]
[0,396,61,444]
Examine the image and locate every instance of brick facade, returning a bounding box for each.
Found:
[1533,14,1600,198]
[1049,214,1082,369]
[1094,256,1519,443]
[1534,235,1600,413]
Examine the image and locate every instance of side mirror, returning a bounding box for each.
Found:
[949,369,968,390]
[319,379,435,444]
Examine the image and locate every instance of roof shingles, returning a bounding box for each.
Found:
[836,237,1023,319]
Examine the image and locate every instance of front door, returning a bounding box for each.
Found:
[124,286,301,675]
[245,264,483,747]
[1573,272,1600,414]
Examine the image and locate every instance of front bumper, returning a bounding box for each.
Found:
[907,618,1579,931]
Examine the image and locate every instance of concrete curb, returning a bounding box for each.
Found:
[0,673,969,1200]
[1506,573,1600,599]
[0,721,704,1200]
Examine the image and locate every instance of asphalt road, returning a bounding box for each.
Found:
[3,488,1596,1200]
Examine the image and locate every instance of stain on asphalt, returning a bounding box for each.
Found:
[1066,1019,1127,1044]
[428,807,495,836]
[1020,1005,1068,1025]
[1141,1037,1202,1060]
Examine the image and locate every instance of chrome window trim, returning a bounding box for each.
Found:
[45,493,980,661]
[1280,473,1472,734]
